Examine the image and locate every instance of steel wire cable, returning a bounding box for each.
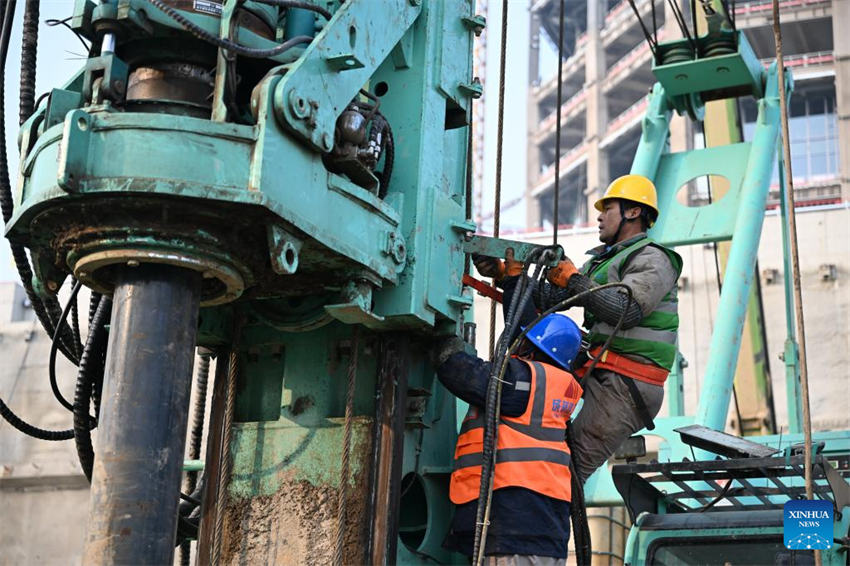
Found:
[553,0,564,245]
[488,0,509,360]
[212,343,240,565]
[334,329,359,566]
[771,5,817,563]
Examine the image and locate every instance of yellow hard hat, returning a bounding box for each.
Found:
[594,174,659,218]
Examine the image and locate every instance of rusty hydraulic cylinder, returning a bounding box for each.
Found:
[82,264,201,564]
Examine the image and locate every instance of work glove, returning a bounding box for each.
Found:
[546,258,579,288]
[432,336,467,366]
[472,248,524,281]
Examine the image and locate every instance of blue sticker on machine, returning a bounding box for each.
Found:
[784,499,833,550]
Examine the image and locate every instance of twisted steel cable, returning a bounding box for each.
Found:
[334,330,360,566]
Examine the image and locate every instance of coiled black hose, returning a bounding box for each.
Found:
[567,425,592,566]
[49,280,84,412]
[18,0,38,125]
[69,279,83,357]
[0,0,78,364]
[253,0,332,20]
[73,295,111,481]
[475,278,636,565]
[186,350,211,494]
[0,396,75,440]
[472,248,550,563]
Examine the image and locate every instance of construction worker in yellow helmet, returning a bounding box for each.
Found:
[474,174,683,484]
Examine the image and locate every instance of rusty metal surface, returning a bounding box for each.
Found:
[367,338,409,565]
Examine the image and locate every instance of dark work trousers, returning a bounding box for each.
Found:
[569,368,664,483]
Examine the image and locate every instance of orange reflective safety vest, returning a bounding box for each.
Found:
[449,360,583,505]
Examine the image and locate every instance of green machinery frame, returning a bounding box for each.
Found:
[9,0,487,563]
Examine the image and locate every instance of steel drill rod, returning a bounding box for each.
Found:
[83,264,201,565]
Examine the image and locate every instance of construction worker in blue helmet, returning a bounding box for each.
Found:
[433,249,584,562]
[475,175,683,486]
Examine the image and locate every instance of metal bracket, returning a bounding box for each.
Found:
[267,225,303,275]
[57,110,93,192]
[383,231,407,265]
[272,0,421,152]
[325,53,365,71]
[461,14,486,36]
[324,279,386,328]
[81,53,128,105]
[458,78,483,99]
[462,235,563,266]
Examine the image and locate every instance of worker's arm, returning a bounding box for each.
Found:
[535,246,676,328]
[436,352,531,418]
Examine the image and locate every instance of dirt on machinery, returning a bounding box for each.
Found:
[219,434,373,564]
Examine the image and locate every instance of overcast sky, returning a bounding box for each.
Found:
[0,1,537,282]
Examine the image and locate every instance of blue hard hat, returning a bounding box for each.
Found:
[525,314,582,371]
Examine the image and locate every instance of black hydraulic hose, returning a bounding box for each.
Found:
[371,112,394,199]
[88,291,101,325]
[0,396,75,440]
[18,0,38,125]
[73,295,111,481]
[472,247,552,564]
[49,280,84,412]
[0,0,18,222]
[252,0,332,20]
[147,0,313,59]
[567,425,592,566]
[476,281,635,563]
[0,0,78,364]
[70,282,83,357]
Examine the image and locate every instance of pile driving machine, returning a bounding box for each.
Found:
[4,0,849,564]
[2,0,491,563]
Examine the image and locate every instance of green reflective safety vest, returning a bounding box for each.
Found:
[581,236,683,370]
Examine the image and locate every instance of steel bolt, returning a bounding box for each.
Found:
[127,260,140,267]
[47,280,58,292]
[321,132,333,152]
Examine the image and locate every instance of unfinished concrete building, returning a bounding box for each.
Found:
[527,0,848,229]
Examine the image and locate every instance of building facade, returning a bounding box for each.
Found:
[527,0,848,229]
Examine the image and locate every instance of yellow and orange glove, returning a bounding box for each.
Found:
[472,248,525,281]
[546,258,579,287]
